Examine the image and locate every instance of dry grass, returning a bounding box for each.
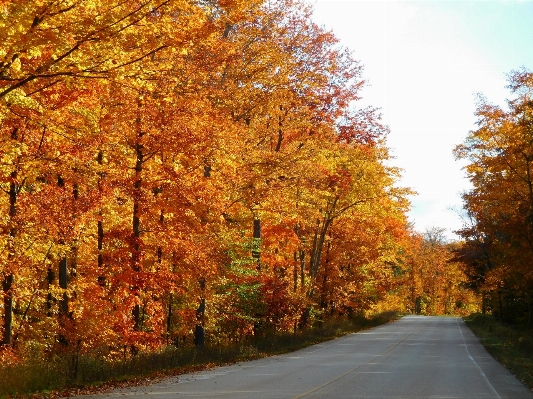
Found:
[464,312,533,389]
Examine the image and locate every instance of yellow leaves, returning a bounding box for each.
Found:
[9,56,21,73]
[3,88,42,111]
[454,70,533,317]
[15,20,25,32]
[0,0,416,357]
[0,142,25,166]
[25,46,42,58]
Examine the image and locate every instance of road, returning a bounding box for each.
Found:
[88,316,533,399]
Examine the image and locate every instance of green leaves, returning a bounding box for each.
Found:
[0,0,413,358]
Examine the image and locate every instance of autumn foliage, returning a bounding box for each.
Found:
[0,0,415,362]
[454,68,533,324]
[368,227,479,316]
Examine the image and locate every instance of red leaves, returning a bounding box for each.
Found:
[0,0,413,363]
[337,107,389,146]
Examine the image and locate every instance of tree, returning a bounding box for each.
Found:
[0,0,417,359]
[454,68,533,323]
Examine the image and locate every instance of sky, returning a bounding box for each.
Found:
[306,0,533,240]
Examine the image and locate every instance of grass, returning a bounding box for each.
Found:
[463,312,533,389]
[0,311,400,398]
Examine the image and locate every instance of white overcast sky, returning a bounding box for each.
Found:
[306,0,533,240]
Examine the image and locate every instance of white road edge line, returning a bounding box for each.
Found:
[456,319,502,399]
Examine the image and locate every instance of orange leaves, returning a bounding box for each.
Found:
[0,345,20,366]
[0,0,415,359]
[453,68,533,320]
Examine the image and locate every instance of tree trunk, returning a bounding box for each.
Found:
[293,251,298,293]
[59,256,68,316]
[3,163,18,346]
[132,104,144,331]
[299,250,305,291]
[194,278,206,348]
[252,218,261,269]
[58,255,69,346]
[194,299,205,347]
[320,241,331,311]
[47,267,55,317]
[2,275,14,346]
[97,151,106,287]
[97,220,105,286]
[275,106,284,152]
[309,217,332,281]
[157,210,164,267]
[293,224,305,292]
[193,163,212,346]
[167,293,172,345]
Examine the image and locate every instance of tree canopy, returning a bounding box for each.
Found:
[454,68,533,323]
[2,0,472,363]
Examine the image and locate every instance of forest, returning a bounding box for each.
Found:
[0,0,480,371]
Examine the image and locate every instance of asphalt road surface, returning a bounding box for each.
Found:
[88,316,533,399]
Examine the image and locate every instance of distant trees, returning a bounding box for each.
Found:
[374,228,478,316]
[411,229,476,315]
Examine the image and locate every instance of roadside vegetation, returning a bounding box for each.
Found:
[464,313,533,389]
[0,312,400,398]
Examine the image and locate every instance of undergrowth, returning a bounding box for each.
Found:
[464,312,533,389]
[0,311,400,398]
